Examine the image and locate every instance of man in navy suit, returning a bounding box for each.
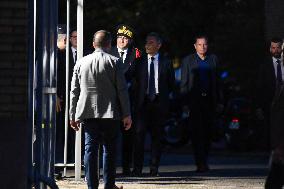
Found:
[110,24,141,176]
[132,32,175,177]
[256,37,284,150]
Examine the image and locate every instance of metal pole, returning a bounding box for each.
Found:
[27,0,35,186]
[33,0,59,188]
[63,0,70,177]
[34,0,44,187]
[75,0,83,181]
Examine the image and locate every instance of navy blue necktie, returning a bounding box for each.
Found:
[148,57,156,100]
[276,59,282,84]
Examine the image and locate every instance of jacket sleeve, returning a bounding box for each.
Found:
[255,63,265,109]
[214,55,224,104]
[167,59,175,94]
[115,59,131,118]
[180,56,189,95]
[69,63,81,121]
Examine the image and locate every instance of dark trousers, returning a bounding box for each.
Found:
[265,149,284,189]
[133,97,166,172]
[265,162,284,189]
[189,95,214,167]
[83,118,119,189]
[55,111,65,163]
[55,106,77,164]
[120,125,134,171]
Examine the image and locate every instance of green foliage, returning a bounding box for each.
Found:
[59,0,266,96]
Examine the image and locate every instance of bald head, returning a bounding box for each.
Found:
[93,30,112,50]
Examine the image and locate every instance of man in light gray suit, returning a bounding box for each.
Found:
[69,30,131,189]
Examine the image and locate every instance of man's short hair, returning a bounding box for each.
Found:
[270,37,283,45]
[57,24,66,34]
[70,29,77,37]
[93,30,112,47]
[146,32,162,44]
[194,34,208,44]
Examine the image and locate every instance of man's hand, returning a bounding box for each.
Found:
[122,116,132,130]
[56,96,62,113]
[182,105,190,119]
[70,120,80,131]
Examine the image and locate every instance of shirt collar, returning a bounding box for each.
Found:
[148,53,159,61]
[71,46,76,53]
[117,47,128,53]
[196,53,208,61]
[272,56,283,64]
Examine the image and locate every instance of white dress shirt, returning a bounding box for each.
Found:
[147,53,159,94]
[71,46,77,63]
[272,56,284,81]
[117,47,128,63]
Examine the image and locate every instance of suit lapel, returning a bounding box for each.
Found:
[124,48,133,65]
[112,47,120,58]
[158,55,163,79]
[142,57,149,91]
[269,57,276,81]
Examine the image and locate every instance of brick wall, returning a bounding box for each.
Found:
[265,0,284,40]
[0,1,28,119]
[0,1,28,188]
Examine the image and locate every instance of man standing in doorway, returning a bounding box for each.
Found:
[70,29,77,65]
[57,29,78,163]
[69,30,131,189]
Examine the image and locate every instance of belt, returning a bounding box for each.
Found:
[145,94,159,102]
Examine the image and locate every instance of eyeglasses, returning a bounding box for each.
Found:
[71,36,77,38]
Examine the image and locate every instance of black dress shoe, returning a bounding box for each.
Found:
[54,172,62,180]
[131,169,142,177]
[149,169,160,177]
[113,184,123,189]
[195,164,209,173]
[122,168,131,176]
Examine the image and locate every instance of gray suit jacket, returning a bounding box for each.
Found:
[69,48,130,122]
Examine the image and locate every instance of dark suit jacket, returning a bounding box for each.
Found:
[134,54,175,114]
[270,84,284,149]
[57,47,90,100]
[57,48,75,99]
[256,57,277,111]
[110,47,140,82]
[180,53,222,108]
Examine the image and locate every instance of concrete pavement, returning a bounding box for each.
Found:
[56,152,269,188]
